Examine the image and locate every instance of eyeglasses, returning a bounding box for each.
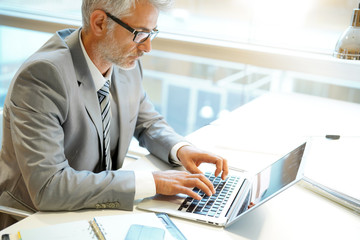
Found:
[105,12,159,44]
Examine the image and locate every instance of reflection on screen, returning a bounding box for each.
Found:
[237,143,306,216]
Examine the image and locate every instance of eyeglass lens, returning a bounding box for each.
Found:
[134,31,158,43]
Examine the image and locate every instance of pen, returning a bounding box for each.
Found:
[325,134,340,140]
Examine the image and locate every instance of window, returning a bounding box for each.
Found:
[1,0,358,53]
[0,26,51,106]
[1,0,360,136]
[0,0,81,20]
[160,0,359,54]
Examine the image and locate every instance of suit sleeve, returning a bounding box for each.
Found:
[133,62,188,163]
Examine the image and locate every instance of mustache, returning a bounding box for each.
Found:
[130,51,144,58]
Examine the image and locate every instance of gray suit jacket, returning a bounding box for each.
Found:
[0,28,184,218]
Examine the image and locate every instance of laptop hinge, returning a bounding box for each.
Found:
[225,179,251,222]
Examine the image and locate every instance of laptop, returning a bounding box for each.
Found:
[138,142,308,227]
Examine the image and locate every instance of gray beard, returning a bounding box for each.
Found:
[95,35,138,71]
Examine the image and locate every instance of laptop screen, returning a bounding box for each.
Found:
[227,143,306,226]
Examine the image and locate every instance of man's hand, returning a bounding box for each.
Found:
[152,170,215,200]
[177,145,228,180]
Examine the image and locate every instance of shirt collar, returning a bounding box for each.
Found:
[79,30,113,91]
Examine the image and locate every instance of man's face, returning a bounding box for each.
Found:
[98,2,159,70]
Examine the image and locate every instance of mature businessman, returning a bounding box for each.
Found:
[0,0,228,229]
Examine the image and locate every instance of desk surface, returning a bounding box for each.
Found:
[1,92,360,239]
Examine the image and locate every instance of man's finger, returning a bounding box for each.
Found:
[220,158,229,180]
[180,187,202,200]
[184,175,214,196]
[186,165,203,175]
[214,159,223,177]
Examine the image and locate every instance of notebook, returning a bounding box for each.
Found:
[16,213,183,240]
[138,142,308,227]
[301,136,360,213]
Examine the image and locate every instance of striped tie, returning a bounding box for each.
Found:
[97,80,111,170]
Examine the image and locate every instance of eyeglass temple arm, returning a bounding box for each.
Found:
[105,12,136,34]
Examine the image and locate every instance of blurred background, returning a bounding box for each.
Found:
[0,0,359,136]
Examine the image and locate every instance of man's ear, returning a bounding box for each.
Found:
[90,10,108,37]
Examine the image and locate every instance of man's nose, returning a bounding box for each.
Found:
[137,38,152,53]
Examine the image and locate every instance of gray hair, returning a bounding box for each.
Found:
[81,0,173,31]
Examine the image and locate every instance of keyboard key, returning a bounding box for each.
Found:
[186,203,197,212]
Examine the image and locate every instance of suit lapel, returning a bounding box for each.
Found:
[64,29,103,152]
[111,70,130,160]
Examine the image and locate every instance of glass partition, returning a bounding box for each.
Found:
[141,50,360,136]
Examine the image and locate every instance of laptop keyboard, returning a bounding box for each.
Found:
[177,172,241,218]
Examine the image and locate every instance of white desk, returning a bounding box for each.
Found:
[1,93,360,239]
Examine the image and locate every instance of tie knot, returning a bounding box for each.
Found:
[97,80,110,104]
